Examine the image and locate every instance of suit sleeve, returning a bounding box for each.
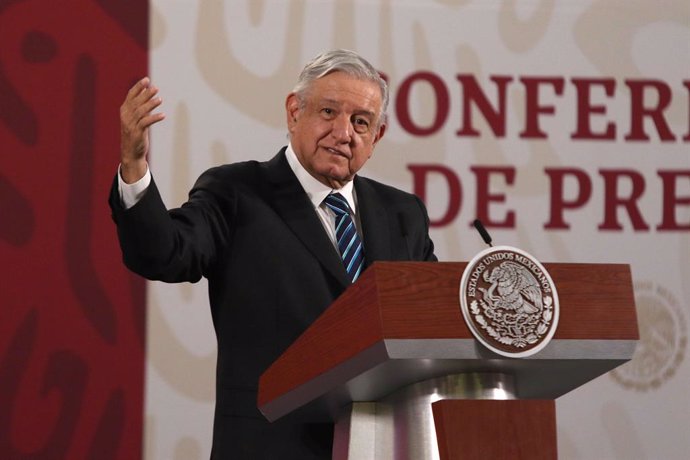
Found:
[108,170,231,283]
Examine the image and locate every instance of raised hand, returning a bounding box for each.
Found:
[119,77,165,183]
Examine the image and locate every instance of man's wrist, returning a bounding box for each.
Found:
[118,163,151,209]
[119,158,148,184]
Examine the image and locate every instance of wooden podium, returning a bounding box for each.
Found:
[258,262,638,459]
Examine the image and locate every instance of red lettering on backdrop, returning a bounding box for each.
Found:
[411,165,689,232]
[395,71,449,136]
[657,170,690,230]
[456,75,513,137]
[624,79,676,141]
[543,168,592,230]
[570,78,616,140]
[408,164,462,227]
[471,166,516,228]
[685,81,690,141]
[0,1,147,458]
[393,73,688,142]
[598,169,650,231]
[519,77,565,139]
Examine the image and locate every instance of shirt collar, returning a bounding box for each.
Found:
[285,143,357,213]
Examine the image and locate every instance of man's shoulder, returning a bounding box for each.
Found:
[194,149,285,191]
[200,160,259,181]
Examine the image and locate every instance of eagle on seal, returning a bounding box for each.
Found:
[481,261,542,314]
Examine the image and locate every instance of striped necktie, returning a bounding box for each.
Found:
[324,193,365,283]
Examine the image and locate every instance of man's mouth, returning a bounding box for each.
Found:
[324,147,351,159]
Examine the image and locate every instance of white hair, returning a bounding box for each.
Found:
[292,49,389,126]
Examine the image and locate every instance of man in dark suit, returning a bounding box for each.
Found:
[110,49,436,459]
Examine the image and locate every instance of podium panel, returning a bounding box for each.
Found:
[433,400,557,460]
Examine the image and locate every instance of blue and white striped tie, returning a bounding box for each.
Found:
[324,193,365,283]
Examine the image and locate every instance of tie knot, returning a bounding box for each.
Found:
[324,193,351,215]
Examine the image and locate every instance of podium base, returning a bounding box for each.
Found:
[332,372,518,460]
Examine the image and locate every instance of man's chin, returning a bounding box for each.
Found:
[318,167,354,188]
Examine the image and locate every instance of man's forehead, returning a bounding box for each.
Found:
[309,75,381,108]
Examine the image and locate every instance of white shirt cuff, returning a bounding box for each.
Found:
[117,164,151,209]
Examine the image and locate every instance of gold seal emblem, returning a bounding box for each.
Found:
[610,281,687,391]
[459,246,560,357]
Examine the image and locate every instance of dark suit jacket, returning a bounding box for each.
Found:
[109,148,436,459]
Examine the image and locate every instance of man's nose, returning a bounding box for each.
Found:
[331,115,352,143]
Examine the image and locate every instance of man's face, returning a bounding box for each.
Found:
[286,71,386,189]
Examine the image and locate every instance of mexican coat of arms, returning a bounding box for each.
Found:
[459,246,560,357]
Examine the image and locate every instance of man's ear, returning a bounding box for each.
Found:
[286,93,300,131]
[372,122,387,147]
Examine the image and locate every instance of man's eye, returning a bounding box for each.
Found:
[353,118,370,132]
[322,108,334,116]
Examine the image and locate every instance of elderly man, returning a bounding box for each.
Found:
[110,49,436,459]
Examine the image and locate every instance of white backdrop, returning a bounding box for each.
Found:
[145,1,689,458]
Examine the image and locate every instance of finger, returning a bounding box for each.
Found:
[138,112,166,130]
[126,79,162,112]
[131,95,163,124]
[126,76,151,100]
[143,92,163,111]
[131,83,160,108]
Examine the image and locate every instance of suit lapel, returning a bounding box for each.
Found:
[355,176,392,264]
[262,149,350,288]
